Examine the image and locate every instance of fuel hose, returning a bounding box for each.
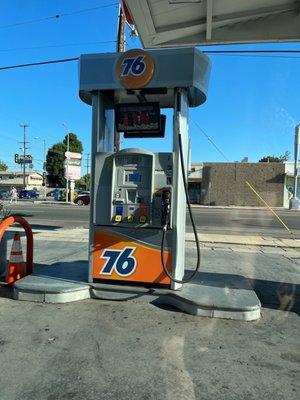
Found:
[160,132,201,284]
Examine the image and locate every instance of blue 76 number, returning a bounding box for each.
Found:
[100,247,137,276]
[121,56,146,77]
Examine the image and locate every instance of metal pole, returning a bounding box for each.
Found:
[19,124,29,189]
[289,124,300,209]
[293,125,299,198]
[23,126,26,188]
[114,4,126,152]
[86,153,90,190]
[43,139,47,200]
[66,131,70,203]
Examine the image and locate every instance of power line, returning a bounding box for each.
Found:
[205,50,300,54]
[0,2,119,29]
[208,53,300,60]
[1,49,300,71]
[0,57,79,71]
[191,120,230,162]
[0,40,117,53]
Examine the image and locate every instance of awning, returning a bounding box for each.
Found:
[123,0,300,48]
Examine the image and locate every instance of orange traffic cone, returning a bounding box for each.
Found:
[6,232,26,284]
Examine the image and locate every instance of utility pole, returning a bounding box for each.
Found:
[62,123,70,202]
[19,124,29,189]
[114,4,126,152]
[34,136,47,199]
[290,124,300,209]
[66,132,70,202]
[85,153,90,190]
[43,139,46,199]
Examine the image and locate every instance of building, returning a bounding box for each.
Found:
[188,163,203,204]
[283,162,300,208]
[188,162,296,207]
[0,171,43,191]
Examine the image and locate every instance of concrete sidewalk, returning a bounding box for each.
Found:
[6,226,300,248]
[6,227,299,261]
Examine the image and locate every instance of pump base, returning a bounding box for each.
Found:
[12,263,261,321]
[91,274,261,321]
[159,278,261,321]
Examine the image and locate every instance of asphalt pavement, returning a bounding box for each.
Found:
[3,201,300,238]
[0,202,299,399]
[0,237,299,400]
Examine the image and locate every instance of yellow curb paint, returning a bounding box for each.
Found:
[245,181,293,236]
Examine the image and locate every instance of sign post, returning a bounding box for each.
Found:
[64,152,82,202]
[290,124,300,209]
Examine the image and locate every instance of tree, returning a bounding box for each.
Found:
[46,133,83,187]
[83,173,90,190]
[63,132,83,154]
[0,160,8,171]
[259,151,290,163]
[75,173,90,191]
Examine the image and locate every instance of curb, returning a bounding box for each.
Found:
[191,205,289,211]
[5,228,299,249]
[33,201,76,206]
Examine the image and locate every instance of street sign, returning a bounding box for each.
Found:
[64,152,82,180]
[65,151,82,160]
[67,159,81,166]
[18,155,33,164]
[65,163,81,180]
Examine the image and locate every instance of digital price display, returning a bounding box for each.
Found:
[115,102,165,138]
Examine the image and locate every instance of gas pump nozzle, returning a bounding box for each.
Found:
[161,189,171,228]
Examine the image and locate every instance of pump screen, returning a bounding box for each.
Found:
[126,173,141,183]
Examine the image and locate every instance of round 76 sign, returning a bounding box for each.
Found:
[115,49,155,89]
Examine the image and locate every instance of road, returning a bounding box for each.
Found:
[3,202,300,238]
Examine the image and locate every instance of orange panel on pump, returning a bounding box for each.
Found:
[93,231,171,286]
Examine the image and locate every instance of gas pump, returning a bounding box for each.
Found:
[79,47,210,290]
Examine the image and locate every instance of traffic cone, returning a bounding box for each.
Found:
[6,232,26,284]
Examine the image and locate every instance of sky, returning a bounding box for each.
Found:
[0,0,300,173]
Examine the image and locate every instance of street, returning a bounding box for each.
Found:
[4,202,300,238]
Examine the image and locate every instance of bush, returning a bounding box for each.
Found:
[0,201,10,221]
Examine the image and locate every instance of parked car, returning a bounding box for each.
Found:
[46,190,55,197]
[0,189,10,199]
[74,194,90,206]
[77,190,90,196]
[18,189,39,199]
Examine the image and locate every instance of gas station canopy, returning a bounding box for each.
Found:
[123,0,300,48]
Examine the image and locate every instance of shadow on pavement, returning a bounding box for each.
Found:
[32,261,89,282]
[0,285,13,299]
[30,224,62,231]
[191,271,299,315]
[251,278,299,315]
[5,225,62,236]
